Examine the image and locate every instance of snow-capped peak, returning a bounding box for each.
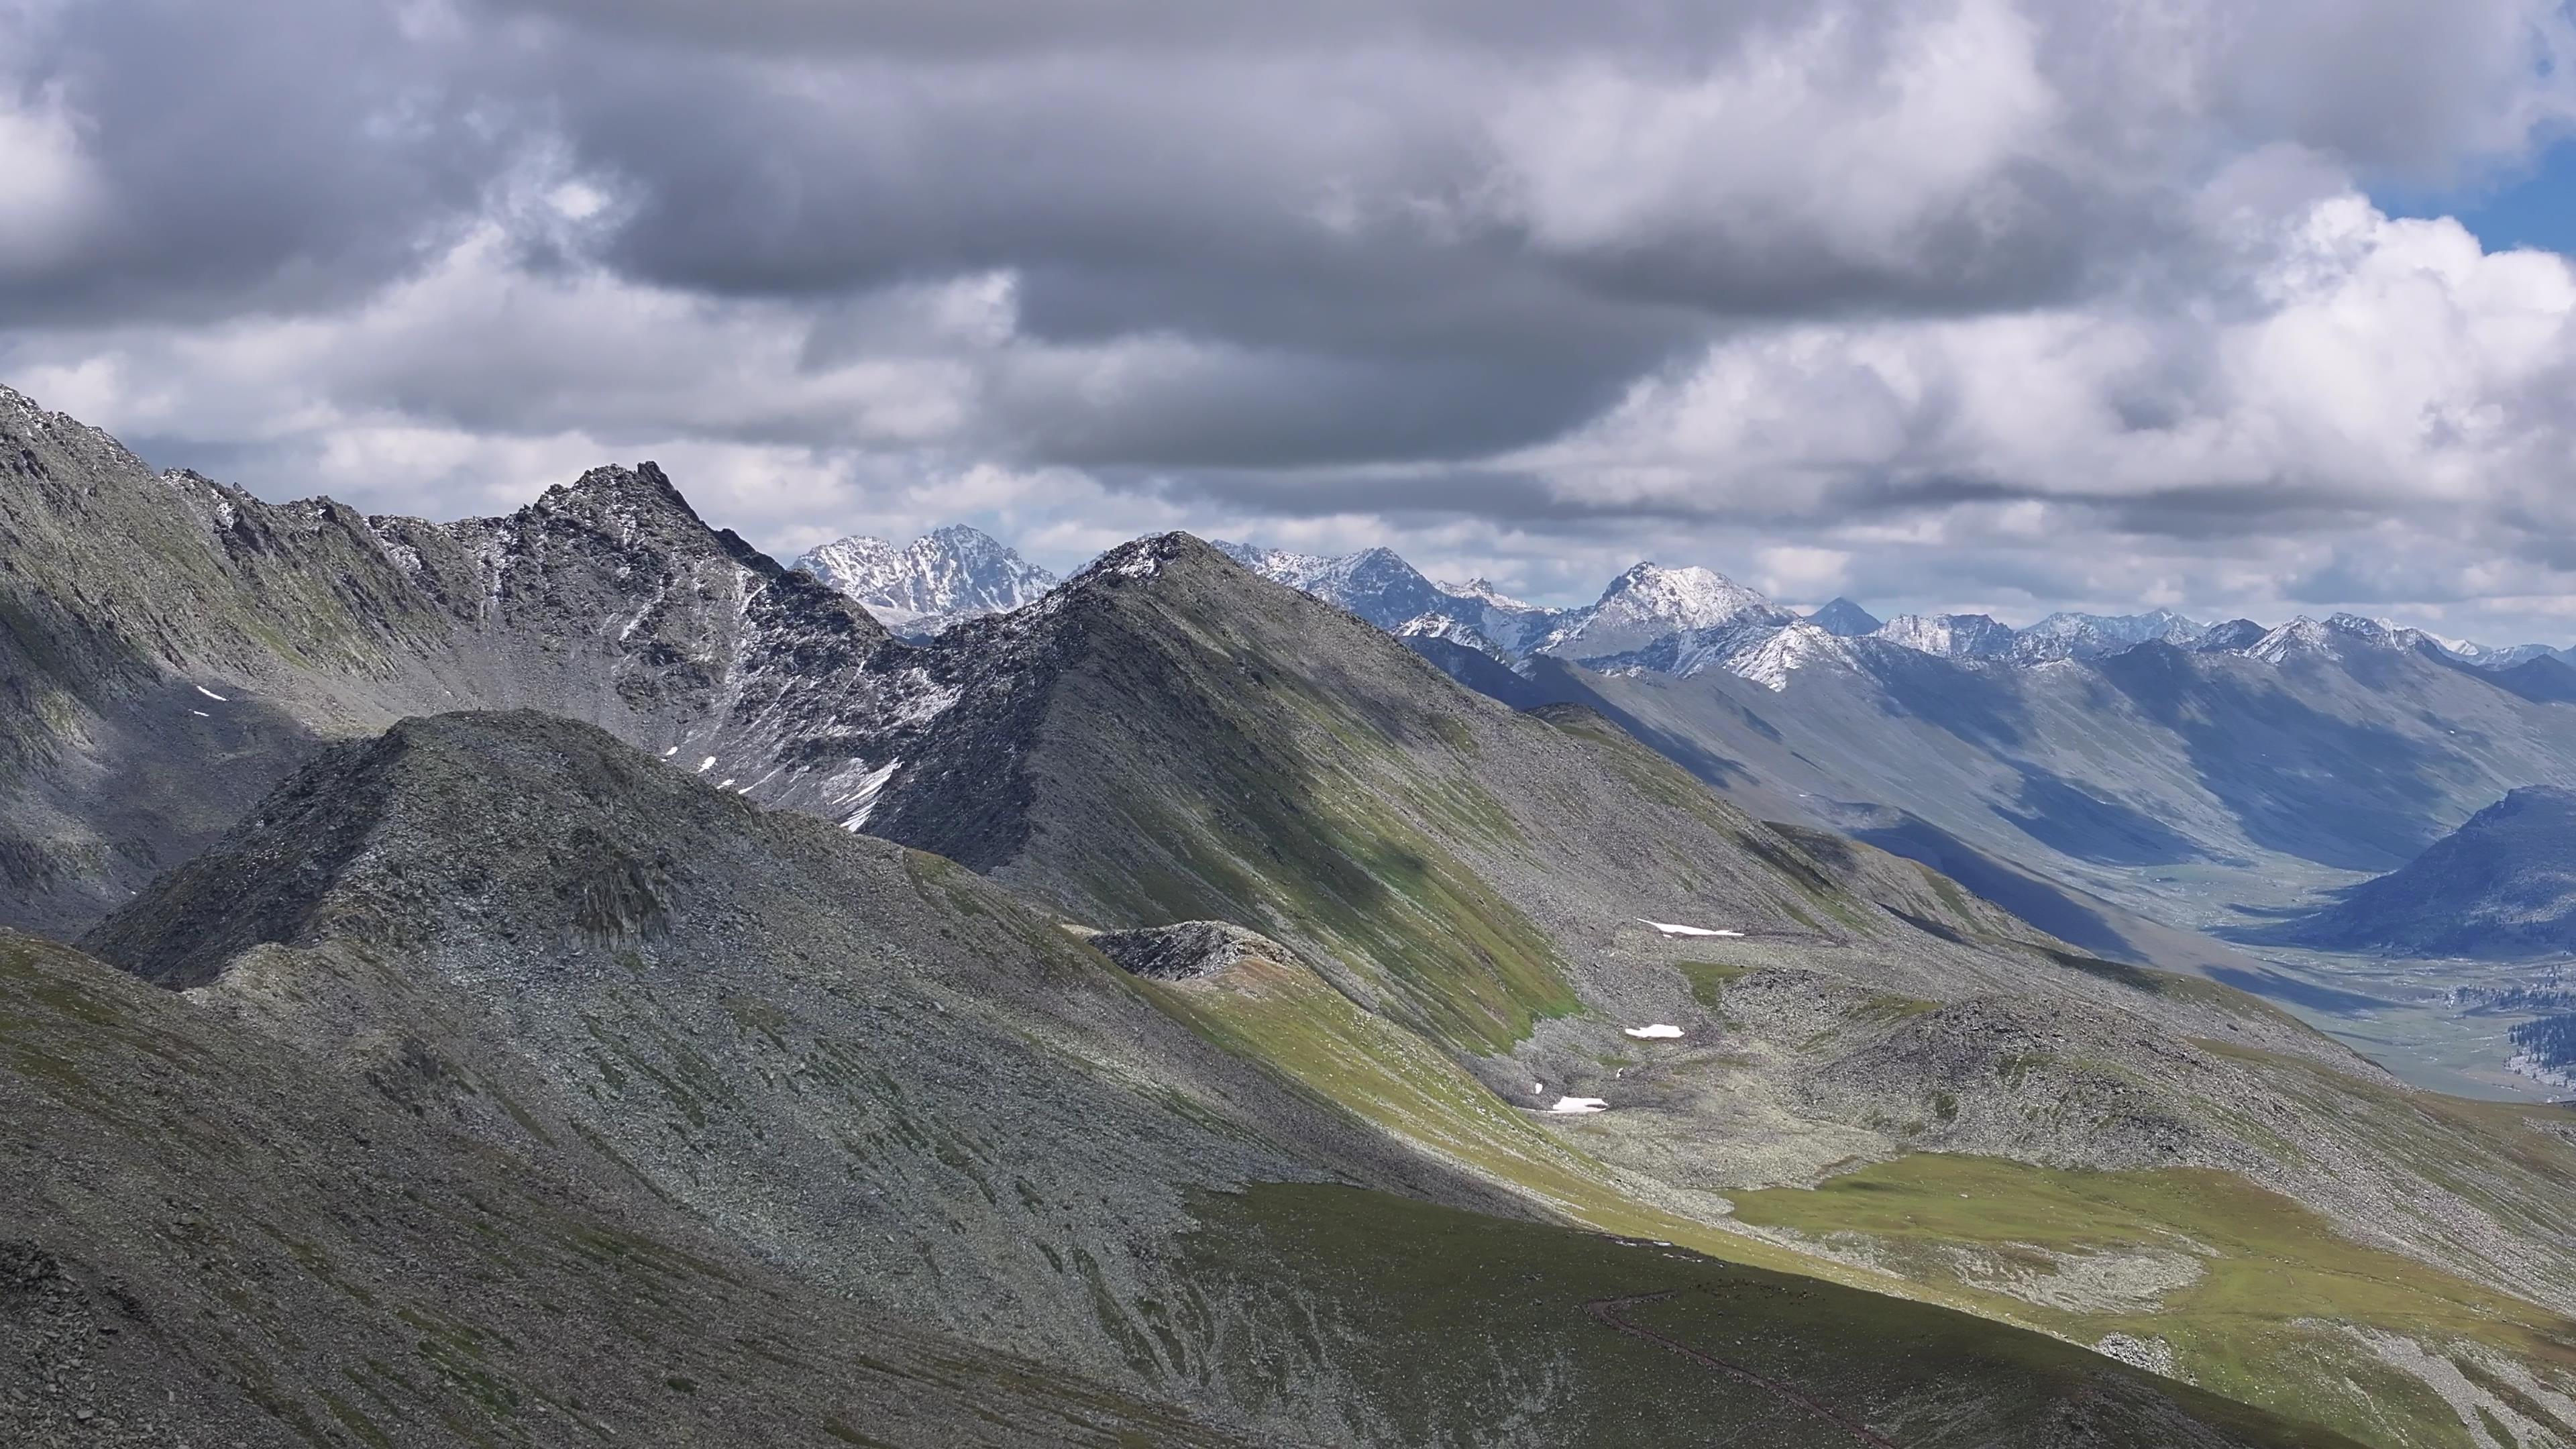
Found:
[1721,621,1860,691]
[2245,616,2335,663]
[1538,563,1788,663]
[1871,612,2016,659]
[2012,609,2203,662]
[793,524,1057,635]
[1596,563,1776,630]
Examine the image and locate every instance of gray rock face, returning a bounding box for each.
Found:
[1089,920,1290,979]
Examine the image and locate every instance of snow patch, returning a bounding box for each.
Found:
[661,746,678,757]
[1546,1096,1609,1115]
[190,709,209,718]
[195,685,228,702]
[841,757,902,832]
[1623,1024,1684,1039]
[1640,919,1740,938]
[696,756,716,773]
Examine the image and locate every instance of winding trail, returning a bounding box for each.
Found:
[1585,1290,1903,1448]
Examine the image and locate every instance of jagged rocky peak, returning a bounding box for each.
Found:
[1727,619,1864,691]
[549,460,696,513]
[794,522,1057,636]
[1805,596,1882,637]
[2243,615,2343,663]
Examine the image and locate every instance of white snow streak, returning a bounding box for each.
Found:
[195,685,227,701]
[841,758,902,832]
[1623,1024,1684,1039]
[1640,919,1739,937]
[1546,1096,1609,1115]
[697,756,716,773]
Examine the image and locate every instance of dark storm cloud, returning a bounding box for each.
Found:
[0,0,508,325]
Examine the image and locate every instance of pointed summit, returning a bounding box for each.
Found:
[1806,596,1882,637]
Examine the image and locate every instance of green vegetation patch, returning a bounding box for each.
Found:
[1179,1181,2365,1449]
[1676,960,1748,1010]
[1728,1153,2576,1447]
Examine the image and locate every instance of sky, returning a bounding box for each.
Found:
[7,1,2576,639]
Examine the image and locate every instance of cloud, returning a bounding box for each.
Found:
[7,0,2576,640]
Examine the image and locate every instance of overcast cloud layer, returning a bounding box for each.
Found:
[7,0,2576,637]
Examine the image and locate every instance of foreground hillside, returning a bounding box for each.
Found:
[11,711,2365,1447]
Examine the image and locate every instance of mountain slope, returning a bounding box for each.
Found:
[0,926,1260,1448]
[1525,631,2576,926]
[2241,787,2576,957]
[835,535,2576,1444]
[14,384,2576,1442]
[76,711,1513,1406]
[44,710,2396,1448]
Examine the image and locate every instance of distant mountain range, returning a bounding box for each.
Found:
[1210,539,2574,682]
[755,524,2576,979]
[804,526,2573,688]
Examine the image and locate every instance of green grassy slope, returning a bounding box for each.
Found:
[1179,1182,2370,1449]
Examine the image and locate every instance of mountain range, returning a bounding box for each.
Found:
[1179,537,2576,956]
[782,519,2575,688]
[9,380,2576,1446]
